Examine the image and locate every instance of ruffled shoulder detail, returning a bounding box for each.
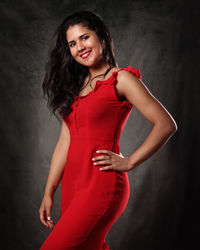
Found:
[120,65,141,79]
[108,65,141,109]
[73,66,141,109]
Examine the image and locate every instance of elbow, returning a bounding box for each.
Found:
[163,120,178,136]
[168,118,178,134]
[156,119,178,136]
[168,124,178,137]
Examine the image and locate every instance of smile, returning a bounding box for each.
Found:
[80,50,92,59]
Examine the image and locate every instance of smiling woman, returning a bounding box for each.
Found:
[39,10,177,250]
[66,25,104,66]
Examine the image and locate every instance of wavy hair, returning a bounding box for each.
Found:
[42,10,117,121]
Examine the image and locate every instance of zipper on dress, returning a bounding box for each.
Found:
[74,112,78,135]
[74,101,79,135]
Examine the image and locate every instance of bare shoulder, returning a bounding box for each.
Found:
[114,67,142,99]
[115,68,160,114]
[116,68,140,82]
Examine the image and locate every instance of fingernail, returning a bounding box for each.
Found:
[96,150,99,153]
[99,168,103,170]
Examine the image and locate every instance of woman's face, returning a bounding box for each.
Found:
[66,24,104,67]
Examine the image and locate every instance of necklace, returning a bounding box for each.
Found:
[80,66,114,91]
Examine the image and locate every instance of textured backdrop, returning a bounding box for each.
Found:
[0,0,198,249]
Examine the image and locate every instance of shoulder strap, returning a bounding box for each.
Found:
[114,66,141,79]
[115,68,125,73]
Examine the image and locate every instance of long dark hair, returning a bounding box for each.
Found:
[42,10,117,121]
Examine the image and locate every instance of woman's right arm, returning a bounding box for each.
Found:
[39,119,70,228]
[43,120,70,197]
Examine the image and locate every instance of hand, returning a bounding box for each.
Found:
[39,195,55,229]
[92,150,132,172]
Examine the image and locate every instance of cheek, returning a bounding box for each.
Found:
[95,45,103,57]
[85,40,94,47]
[87,37,101,48]
[94,41,103,54]
[90,42,103,55]
[98,45,103,54]
[70,49,77,57]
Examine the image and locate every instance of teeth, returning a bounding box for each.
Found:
[82,53,89,57]
[81,51,91,58]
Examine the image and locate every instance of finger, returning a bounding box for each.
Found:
[47,220,55,229]
[46,218,54,227]
[39,209,50,228]
[46,207,55,228]
[94,155,112,161]
[93,160,112,166]
[47,215,53,222]
[96,150,111,155]
[99,166,113,171]
[46,210,54,224]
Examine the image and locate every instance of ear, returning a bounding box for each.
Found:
[101,40,107,61]
[101,39,105,46]
[102,40,106,51]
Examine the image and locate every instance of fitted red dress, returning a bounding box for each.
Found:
[40,66,141,250]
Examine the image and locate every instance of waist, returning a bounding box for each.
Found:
[70,134,119,142]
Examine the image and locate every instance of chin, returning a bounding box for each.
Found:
[78,61,97,67]
[87,58,103,67]
[75,56,102,67]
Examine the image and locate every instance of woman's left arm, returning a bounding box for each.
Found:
[117,70,178,171]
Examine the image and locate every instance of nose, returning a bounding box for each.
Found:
[77,41,85,52]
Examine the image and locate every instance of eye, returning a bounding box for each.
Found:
[69,42,75,48]
[82,35,89,40]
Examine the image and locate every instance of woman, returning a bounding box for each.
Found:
[39,10,177,250]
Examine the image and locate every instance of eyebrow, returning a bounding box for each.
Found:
[68,33,90,44]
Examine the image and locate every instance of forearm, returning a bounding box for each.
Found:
[128,123,177,171]
[44,138,69,197]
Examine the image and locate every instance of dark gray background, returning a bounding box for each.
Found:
[0,0,199,249]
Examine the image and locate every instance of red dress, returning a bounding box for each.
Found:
[40,66,141,250]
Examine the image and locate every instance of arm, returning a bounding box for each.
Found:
[43,119,70,197]
[116,70,178,171]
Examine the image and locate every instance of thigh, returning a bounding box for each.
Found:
[77,206,115,250]
[40,193,111,250]
[40,181,129,250]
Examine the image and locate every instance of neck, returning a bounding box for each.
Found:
[88,60,110,78]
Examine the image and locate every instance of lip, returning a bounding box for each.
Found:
[80,50,92,58]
